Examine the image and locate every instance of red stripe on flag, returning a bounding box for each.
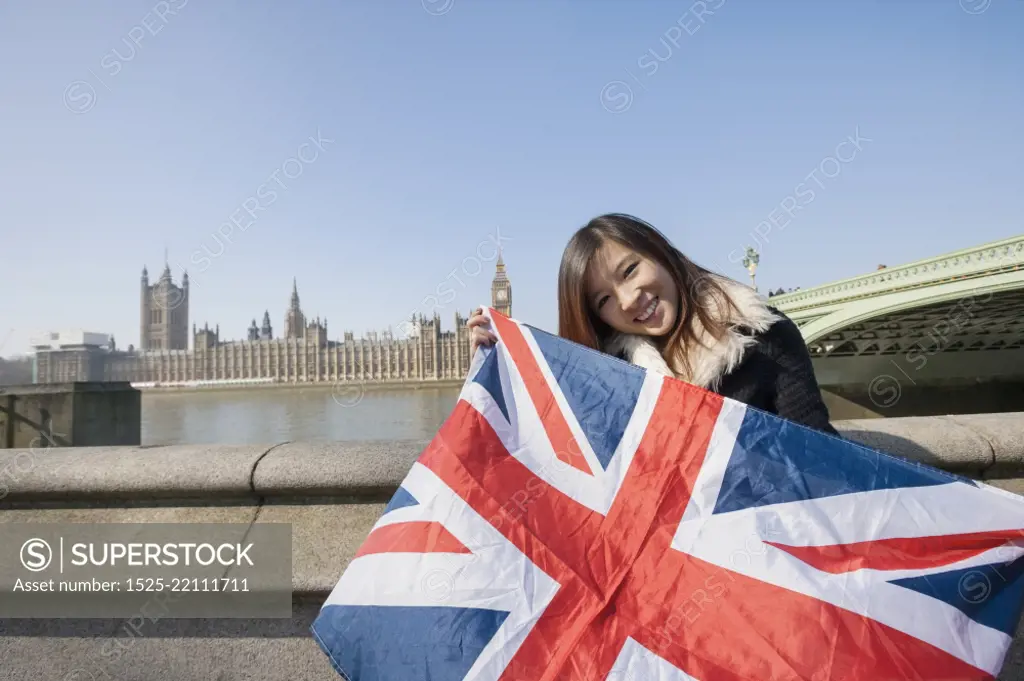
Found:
[768,529,1024,574]
[585,376,724,600]
[503,374,725,679]
[354,521,471,558]
[488,310,593,476]
[419,402,604,680]
[564,381,996,681]
[561,379,727,679]
[420,399,603,583]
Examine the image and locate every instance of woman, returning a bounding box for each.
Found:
[468,213,838,435]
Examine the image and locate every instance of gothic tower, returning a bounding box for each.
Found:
[491,249,512,317]
[260,310,274,340]
[284,278,306,339]
[140,261,189,351]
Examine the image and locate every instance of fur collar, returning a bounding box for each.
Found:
[603,275,780,391]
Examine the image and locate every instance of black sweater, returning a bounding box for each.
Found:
[712,310,839,436]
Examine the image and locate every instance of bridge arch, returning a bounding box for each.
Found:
[770,236,1024,408]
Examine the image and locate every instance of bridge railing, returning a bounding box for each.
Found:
[772,234,1024,311]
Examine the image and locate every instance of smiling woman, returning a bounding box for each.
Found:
[559,213,838,435]
[467,213,838,435]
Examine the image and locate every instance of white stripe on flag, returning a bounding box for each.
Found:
[673,397,747,553]
[606,637,701,681]
[321,462,561,681]
[733,479,1024,548]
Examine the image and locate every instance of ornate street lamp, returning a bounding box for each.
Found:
[741,246,760,291]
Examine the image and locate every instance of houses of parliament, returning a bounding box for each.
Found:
[32,256,513,386]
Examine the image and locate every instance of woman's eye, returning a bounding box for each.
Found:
[597,295,609,309]
[624,262,637,277]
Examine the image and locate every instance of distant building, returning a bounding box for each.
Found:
[491,250,512,318]
[140,264,189,351]
[33,257,513,386]
[30,331,114,383]
[247,311,274,342]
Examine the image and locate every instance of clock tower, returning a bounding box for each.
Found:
[491,249,512,317]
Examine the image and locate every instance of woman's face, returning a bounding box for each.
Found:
[585,239,679,337]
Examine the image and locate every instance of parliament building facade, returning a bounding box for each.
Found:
[33,256,513,386]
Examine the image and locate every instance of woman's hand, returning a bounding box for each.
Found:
[468,307,498,358]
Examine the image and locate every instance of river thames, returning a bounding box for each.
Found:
[138,384,889,446]
[141,386,464,446]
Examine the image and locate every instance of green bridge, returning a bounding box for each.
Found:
[771,235,1024,416]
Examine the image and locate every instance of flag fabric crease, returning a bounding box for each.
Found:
[311,306,1024,680]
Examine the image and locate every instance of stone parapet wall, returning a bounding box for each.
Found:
[2,414,1021,505]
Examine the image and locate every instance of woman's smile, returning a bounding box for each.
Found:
[634,295,660,323]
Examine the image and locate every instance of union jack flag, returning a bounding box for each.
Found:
[311,307,1024,680]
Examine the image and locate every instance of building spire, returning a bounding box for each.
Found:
[493,247,508,282]
[284,277,305,339]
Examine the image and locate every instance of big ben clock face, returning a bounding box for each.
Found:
[496,290,507,302]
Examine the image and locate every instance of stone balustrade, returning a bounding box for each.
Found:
[1,413,1023,680]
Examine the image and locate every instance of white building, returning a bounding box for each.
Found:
[30,331,113,351]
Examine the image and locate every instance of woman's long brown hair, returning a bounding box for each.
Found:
[557,213,739,379]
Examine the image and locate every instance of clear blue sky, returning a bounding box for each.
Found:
[1,0,1022,357]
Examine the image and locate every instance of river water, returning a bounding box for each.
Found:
[139,384,885,446]
[141,386,463,446]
